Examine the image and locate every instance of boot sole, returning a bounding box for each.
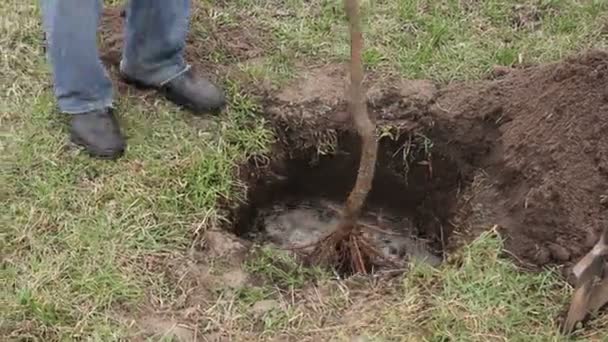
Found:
[120,74,224,115]
[120,74,157,91]
[70,134,125,160]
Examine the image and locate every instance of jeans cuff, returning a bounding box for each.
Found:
[159,64,190,86]
[120,60,190,87]
[60,100,113,114]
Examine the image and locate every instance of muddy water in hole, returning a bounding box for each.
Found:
[257,199,442,267]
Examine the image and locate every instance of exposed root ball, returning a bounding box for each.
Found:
[305,225,392,274]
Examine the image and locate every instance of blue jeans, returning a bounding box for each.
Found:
[41,0,190,114]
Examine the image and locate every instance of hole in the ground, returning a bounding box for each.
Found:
[232,132,464,272]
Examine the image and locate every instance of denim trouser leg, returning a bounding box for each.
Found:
[120,0,191,86]
[41,0,113,114]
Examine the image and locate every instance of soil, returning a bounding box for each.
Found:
[133,314,195,342]
[257,49,608,273]
[231,123,460,272]
[248,199,443,267]
[96,3,608,274]
[483,51,608,268]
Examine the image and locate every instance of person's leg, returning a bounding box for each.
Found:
[41,0,125,159]
[42,0,112,113]
[120,0,190,86]
[121,0,226,113]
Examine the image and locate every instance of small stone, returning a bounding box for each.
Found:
[562,265,577,285]
[582,141,594,154]
[251,299,280,315]
[491,65,512,78]
[330,110,350,123]
[585,230,599,248]
[603,87,608,102]
[548,243,571,262]
[534,246,551,265]
[350,336,372,342]
[275,9,291,17]
[204,230,249,259]
[221,269,248,289]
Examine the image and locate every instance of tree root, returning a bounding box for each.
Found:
[304,224,394,275]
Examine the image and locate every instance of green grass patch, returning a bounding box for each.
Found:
[245,246,329,289]
[421,230,569,341]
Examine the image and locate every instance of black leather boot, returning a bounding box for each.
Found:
[70,108,125,160]
[122,68,226,115]
[161,69,226,114]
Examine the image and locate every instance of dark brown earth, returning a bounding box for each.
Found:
[483,51,608,268]
[97,6,608,273]
[260,50,608,273]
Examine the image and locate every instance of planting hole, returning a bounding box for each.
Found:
[232,132,465,272]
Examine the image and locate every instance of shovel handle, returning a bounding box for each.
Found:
[572,228,608,282]
[572,250,604,285]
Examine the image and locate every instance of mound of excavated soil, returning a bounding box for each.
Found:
[483,51,608,267]
[441,50,608,268]
[261,50,608,271]
[94,5,608,272]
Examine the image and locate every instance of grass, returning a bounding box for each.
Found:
[2,0,608,340]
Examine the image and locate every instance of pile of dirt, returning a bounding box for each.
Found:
[476,51,608,267]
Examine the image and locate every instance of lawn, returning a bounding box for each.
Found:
[2,0,608,341]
